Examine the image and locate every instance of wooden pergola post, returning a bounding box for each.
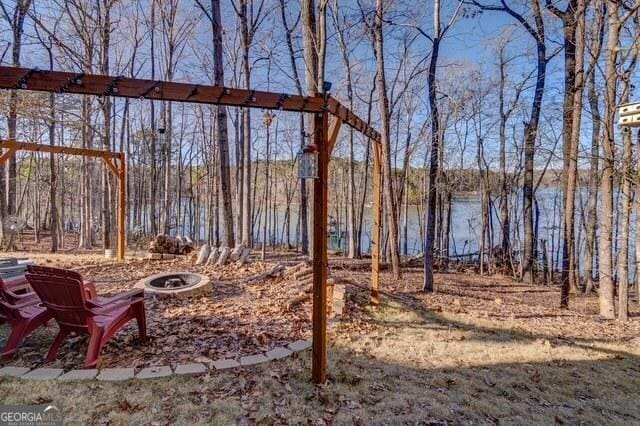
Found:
[117,153,126,260]
[312,110,329,384]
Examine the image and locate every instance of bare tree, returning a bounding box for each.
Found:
[615,5,639,321]
[583,0,605,294]
[197,0,235,248]
[33,12,59,252]
[421,0,463,291]
[495,31,531,274]
[546,0,587,306]
[97,0,119,251]
[0,0,33,225]
[300,0,328,256]
[598,1,639,319]
[331,0,359,258]
[278,0,309,253]
[232,0,266,248]
[471,0,548,284]
[369,0,402,279]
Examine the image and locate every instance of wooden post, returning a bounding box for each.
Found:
[117,153,126,260]
[0,148,16,166]
[327,117,342,155]
[371,142,382,305]
[312,110,329,384]
[100,154,126,261]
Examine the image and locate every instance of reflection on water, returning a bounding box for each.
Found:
[148,186,637,277]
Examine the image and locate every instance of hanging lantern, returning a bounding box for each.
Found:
[298,144,319,179]
[157,127,165,147]
[263,110,275,127]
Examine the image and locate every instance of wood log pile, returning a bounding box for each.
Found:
[193,244,252,266]
[149,234,194,255]
[245,263,287,284]
[273,262,336,313]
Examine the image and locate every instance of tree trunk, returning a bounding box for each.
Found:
[617,126,632,321]
[548,0,579,305]
[598,1,622,319]
[423,1,443,292]
[301,0,321,256]
[279,0,308,254]
[237,0,253,247]
[373,0,401,280]
[100,0,113,251]
[498,45,511,259]
[4,1,32,218]
[584,0,605,294]
[209,0,235,247]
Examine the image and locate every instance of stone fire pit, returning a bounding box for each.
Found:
[135,272,210,298]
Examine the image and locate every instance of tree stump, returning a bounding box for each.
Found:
[207,247,219,265]
[216,247,231,266]
[195,244,210,265]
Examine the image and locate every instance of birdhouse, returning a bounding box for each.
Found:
[618,102,640,127]
[298,144,319,179]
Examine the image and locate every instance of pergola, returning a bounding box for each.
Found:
[0,139,126,260]
[0,65,383,384]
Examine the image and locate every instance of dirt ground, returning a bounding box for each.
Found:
[1,251,640,424]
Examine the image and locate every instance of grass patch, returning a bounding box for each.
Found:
[1,268,640,423]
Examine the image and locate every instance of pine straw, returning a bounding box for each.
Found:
[0,253,313,369]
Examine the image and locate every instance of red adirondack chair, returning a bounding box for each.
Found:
[26,265,99,299]
[26,267,147,368]
[1,267,99,321]
[0,278,53,358]
[0,275,38,305]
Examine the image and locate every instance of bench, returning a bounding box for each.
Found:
[0,257,34,283]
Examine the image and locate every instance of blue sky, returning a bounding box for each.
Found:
[0,0,611,171]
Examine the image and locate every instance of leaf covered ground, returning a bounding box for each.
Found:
[1,252,639,424]
[0,252,315,369]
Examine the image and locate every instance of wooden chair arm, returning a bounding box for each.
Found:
[83,281,98,299]
[90,288,144,305]
[87,296,144,316]
[86,289,144,314]
[11,292,39,303]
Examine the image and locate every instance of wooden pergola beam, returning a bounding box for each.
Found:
[0,140,121,159]
[0,67,381,143]
[325,97,380,143]
[0,148,17,166]
[327,117,343,155]
[0,66,324,113]
[0,140,127,261]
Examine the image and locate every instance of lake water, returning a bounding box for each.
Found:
[161,186,637,277]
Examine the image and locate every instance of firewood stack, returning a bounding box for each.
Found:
[193,244,252,266]
[149,234,195,255]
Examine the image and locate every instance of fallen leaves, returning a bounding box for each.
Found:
[118,399,144,413]
[0,254,316,370]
